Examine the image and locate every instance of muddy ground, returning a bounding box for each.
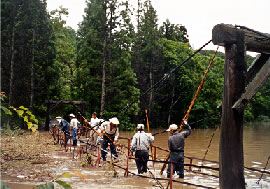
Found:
[0,131,179,189]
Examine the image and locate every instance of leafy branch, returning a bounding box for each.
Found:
[1,92,38,132]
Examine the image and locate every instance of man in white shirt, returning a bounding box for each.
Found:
[89,112,100,149]
[130,124,154,174]
[100,117,120,161]
[69,113,80,146]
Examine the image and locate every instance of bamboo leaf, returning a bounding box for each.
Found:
[61,172,71,178]
[0,181,10,189]
[31,127,37,132]
[1,106,12,115]
[19,106,28,110]
[16,110,24,117]
[45,182,54,189]
[28,122,33,129]
[55,180,72,189]
[38,185,45,189]
[24,116,28,123]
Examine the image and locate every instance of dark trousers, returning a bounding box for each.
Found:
[135,150,149,174]
[71,128,78,146]
[101,134,118,161]
[167,151,184,177]
[64,132,70,147]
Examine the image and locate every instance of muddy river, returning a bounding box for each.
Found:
[1,122,270,188]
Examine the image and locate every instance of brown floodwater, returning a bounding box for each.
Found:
[119,122,270,188]
[2,122,270,188]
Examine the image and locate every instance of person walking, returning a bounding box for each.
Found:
[130,124,154,175]
[100,117,120,161]
[166,120,191,179]
[69,113,80,146]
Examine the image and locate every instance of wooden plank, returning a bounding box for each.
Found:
[246,54,270,84]
[233,57,270,111]
[212,24,270,54]
[219,30,246,189]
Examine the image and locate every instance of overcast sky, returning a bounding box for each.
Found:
[47,0,270,53]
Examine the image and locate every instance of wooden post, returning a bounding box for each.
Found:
[124,138,131,177]
[189,158,193,171]
[213,23,270,189]
[219,29,246,188]
[153,146,156,168]
[170,162,173,189]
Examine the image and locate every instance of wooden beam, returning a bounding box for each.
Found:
[219,30,246,189]
[246,54,270,84]
[232,57,270,111]
[212,24,270,54]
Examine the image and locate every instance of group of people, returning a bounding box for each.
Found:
[56,113,80,147]
[56,112,192,179]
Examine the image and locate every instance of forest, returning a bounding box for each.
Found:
[1,0,270,131]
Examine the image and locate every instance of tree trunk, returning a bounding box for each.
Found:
[7,27,15,129]
[148,57,153,115]
[100,0,108,118]
[30,30,35,109]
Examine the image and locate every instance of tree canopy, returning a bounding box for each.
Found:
[1,0,269,130]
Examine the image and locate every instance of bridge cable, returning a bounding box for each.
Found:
[112,39,213,117]
[160,46,219,175]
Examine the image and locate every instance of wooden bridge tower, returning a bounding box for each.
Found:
[212,24,270,188]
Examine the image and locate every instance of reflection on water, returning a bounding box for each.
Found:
[120,122,270,188]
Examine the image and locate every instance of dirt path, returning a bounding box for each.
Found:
[0,131,164,189]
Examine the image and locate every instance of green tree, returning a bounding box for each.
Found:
[159,19,189,43]
[76,0,106,115]
[76,0,139,129]
[1,0,55,128]
[132,0,162,121]
[49,7,77,101]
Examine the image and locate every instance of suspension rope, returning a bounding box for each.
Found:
[179,46,219,131]
[199,125,219,171]
[160,46,219,175]
[113,40,213,117]
[256,156,270,184]
[152,112,221,137]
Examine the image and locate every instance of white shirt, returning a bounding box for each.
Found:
[100,121,119,141]
[131,131,154,152]
[70,118,79,129]
[90,117,100,128]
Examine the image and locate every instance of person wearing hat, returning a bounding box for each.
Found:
[130,124,154,175]
[89,112,101,150]
[69,113,80,146]
[100,117,120,161]
[166,120,191,179]
[57,116,70,147]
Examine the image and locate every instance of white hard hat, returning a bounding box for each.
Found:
[56,116,62,123]
[137,124,144,130]
[69,113,75,118]
[166,124,178,131]
[109,117,120,125]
